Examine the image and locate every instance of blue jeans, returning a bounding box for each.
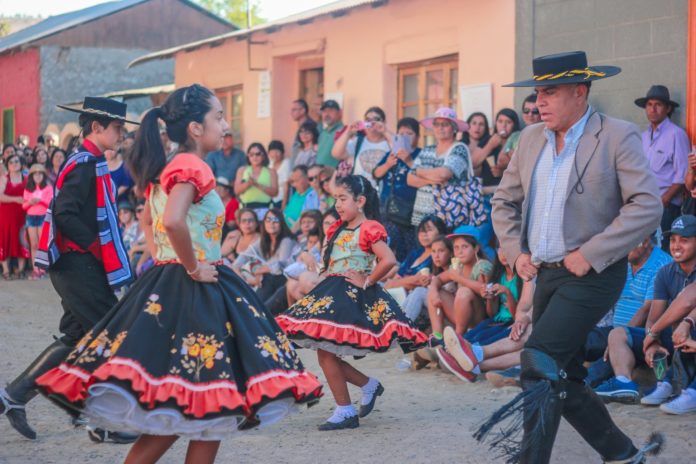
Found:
[465,318,511,346]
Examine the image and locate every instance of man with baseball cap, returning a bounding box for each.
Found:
[636,85,691,250]
[316,99,344,168]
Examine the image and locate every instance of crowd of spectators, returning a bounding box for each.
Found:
[3,83,696,415]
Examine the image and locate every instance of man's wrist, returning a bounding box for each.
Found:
[646,327,660,339]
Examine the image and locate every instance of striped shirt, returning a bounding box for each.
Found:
[528,106,592,264]
[613,247,672,327]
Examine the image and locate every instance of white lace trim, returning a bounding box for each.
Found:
[82,382,295,441]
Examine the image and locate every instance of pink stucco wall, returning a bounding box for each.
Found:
[174,0,516,149]
[0,48,41,144]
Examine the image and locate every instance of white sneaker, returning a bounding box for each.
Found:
[659,389,696,415]
[640,381,673,406]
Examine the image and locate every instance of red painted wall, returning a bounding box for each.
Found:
[0,48,40,144]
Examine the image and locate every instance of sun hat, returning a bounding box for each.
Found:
[634,85,680,109]
[420,107,469,132]
[57,97,140,124]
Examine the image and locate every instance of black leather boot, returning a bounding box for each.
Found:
[518,349,565,464]
[1,339,72,439]
[474,348,566,464]
[562,380,638,461]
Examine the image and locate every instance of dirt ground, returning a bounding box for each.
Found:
[0,280,692,464]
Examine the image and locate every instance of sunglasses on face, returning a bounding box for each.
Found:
[136,208,144,213]
[265,216,280,223]
[365,117,383,123]
[308,176,319,182]
[8,159,20,164]
[248,151,263,157]
[523,108,540,115]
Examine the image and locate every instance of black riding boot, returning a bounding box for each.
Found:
[518,349,565,464]
[474,348,566,464]
[1,339,72,439]
[562,380,638,462]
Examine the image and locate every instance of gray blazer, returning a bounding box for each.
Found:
[492,111,663,273]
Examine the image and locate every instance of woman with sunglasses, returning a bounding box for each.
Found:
[331,106,390,188]
[308,164,335,212]
[233,208,296,302]
[234,142,278,220]
[221,207,260,262]
[495,94,540,173]
[0,154,30,279]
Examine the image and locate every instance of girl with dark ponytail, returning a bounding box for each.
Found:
[37,85,322,463]
[277,174,427,431]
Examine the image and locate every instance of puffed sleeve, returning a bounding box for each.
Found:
[358,220,388,253]
[325,219,344,242]
[159,153,215,202]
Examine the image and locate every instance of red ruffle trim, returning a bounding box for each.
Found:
[37,357,322,419]
[275,315,428,351]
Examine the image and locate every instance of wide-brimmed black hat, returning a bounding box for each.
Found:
[504,51,621,87]
[57,97,139,124]
[635,85,680,109]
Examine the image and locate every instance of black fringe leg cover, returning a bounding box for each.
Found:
[473,348,565,464]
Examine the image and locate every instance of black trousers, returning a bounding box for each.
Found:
[49,253,117,346]
[526,258,627,381]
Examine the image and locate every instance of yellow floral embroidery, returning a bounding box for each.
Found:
[365,298,395,326]
[288,295,335,318]
[334,232,354,251]
[346,287,358,301]
[179,333,225,382]
[256,333,301,370]
[202,213,224,242]
[144,294,163,327]
[70,330,128,364]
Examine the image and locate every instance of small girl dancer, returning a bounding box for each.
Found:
[23,164,53,279]
[37,84,322,463]
[277,175,427,430]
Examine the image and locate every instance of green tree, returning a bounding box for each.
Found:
[195,0,266,28]
[0,21,10,37]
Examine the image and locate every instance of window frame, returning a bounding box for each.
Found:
[397,55,459,146]
[1,107,15,146]
[215,86,243,148]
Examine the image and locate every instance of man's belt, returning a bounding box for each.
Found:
[539,261,565,269]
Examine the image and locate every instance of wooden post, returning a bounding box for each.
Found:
[687,0,696,144]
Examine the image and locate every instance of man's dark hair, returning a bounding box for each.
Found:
[523,93,537,104]
[292,165,309,176]
[79,113,114,136]
[580,82,592,98]
[293,99,309,113]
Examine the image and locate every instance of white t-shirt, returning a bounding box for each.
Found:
[346,136,390,188]
[271,158,292,204]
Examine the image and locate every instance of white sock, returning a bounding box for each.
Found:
[360,377,380,405]
[615,375,631,384]
[472,343,484,362]
[327,404,357,423]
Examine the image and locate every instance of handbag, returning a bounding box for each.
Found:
[433,143,487,229]
[385,166,414,226]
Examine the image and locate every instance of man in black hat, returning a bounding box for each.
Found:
[0,97,136,443]
[471,51,664,463]
[636,85,691,250]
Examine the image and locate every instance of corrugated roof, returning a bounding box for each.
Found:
[0,0,235,55]
[129,0,385,68]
